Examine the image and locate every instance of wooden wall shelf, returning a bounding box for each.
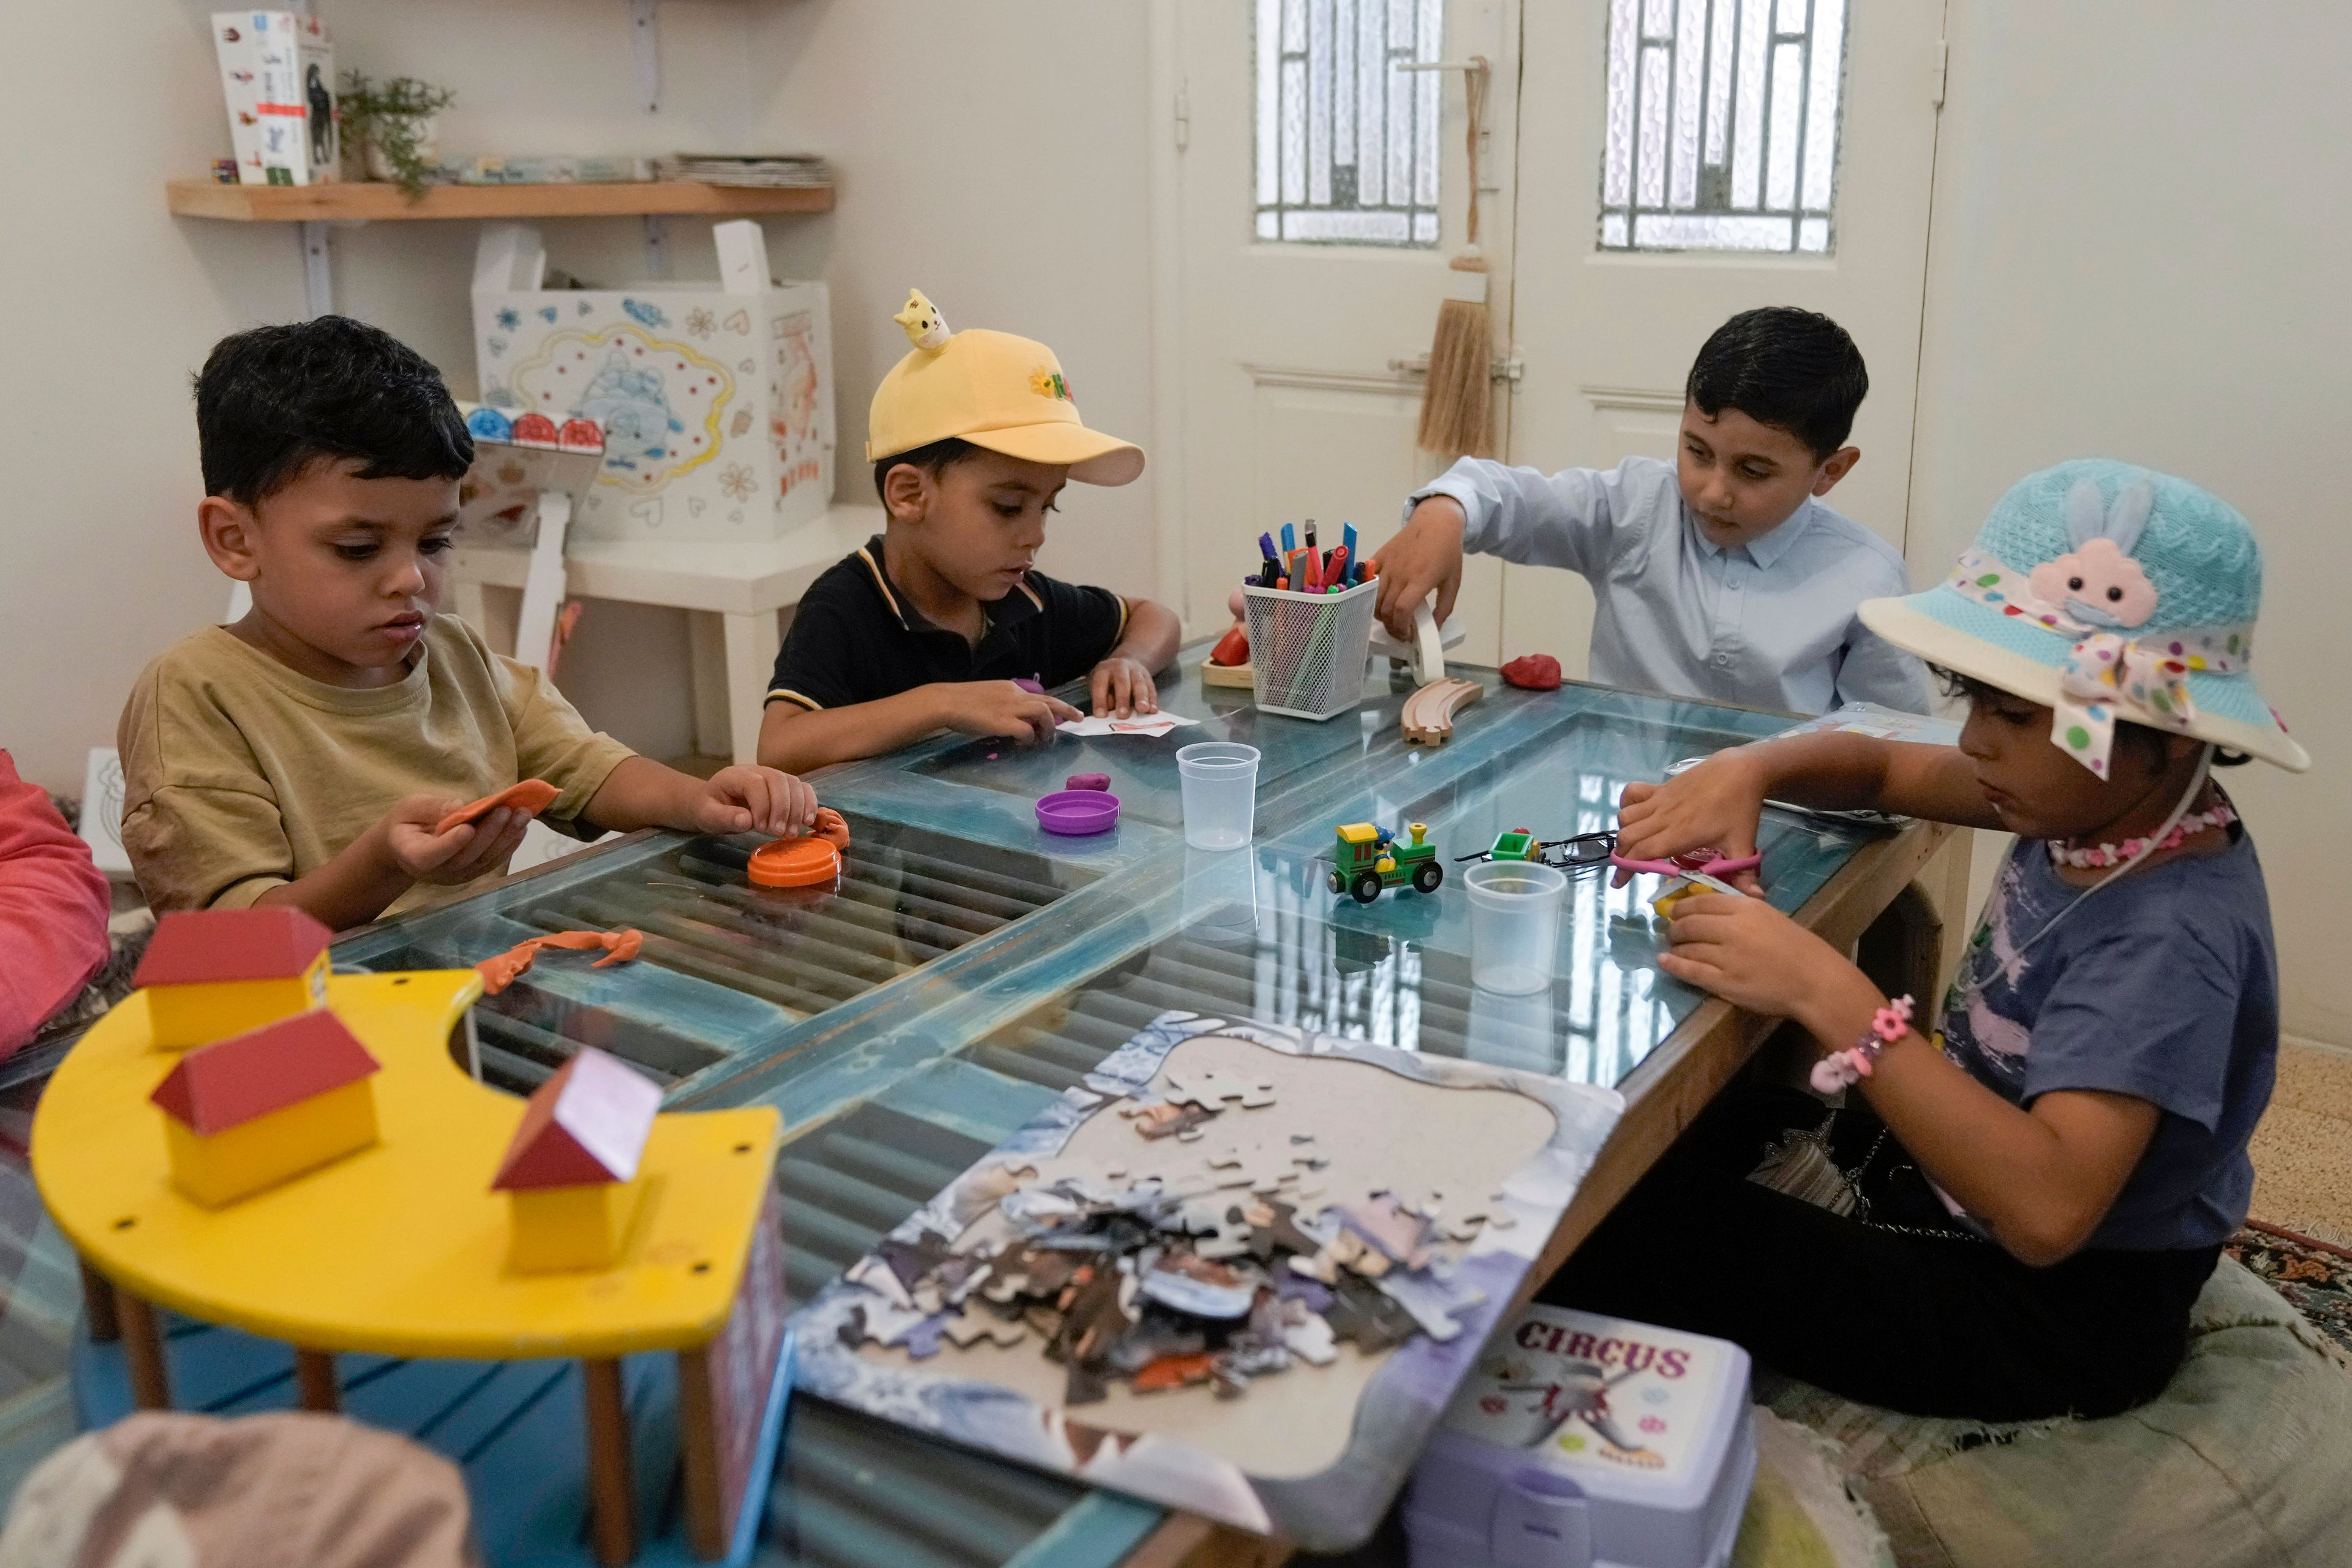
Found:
[165,178,834,223]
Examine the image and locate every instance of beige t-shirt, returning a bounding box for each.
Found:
[118,617,635,917]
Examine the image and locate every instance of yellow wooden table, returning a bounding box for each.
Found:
[34,971,783,1564]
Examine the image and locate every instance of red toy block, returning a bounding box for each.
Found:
[134,908,334,989]
[492,1049,661,1191]
[149,1011,381,1135]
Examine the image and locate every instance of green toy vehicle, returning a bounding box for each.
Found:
[1483,827,1537,862]
[1328,821,1443,903]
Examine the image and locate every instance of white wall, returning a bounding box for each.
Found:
[737,1,1158,596]
[0,0,1157,790]
[0,0,758,783]
[0,2,303,791]
[1910,4,2352,1045]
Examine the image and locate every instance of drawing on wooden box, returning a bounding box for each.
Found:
[506,326,734,494]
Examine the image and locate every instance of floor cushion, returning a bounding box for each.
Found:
[1759,1257,2352,1568]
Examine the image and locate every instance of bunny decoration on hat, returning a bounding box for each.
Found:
[1860,459,2307,776]
[866,288,1145,486]
[1861,459,2304,954]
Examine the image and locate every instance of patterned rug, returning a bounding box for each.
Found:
[2226,1221,2352,1358]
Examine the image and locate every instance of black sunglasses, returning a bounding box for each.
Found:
[1455,830,1618,872]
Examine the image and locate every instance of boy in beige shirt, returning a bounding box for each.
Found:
[121,317,818,927]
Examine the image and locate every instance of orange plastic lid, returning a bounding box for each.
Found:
[747,837,842,889]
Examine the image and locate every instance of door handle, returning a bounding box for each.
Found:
[1389,354,1524,383]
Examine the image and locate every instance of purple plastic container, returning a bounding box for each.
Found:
[1036,789,1120,835]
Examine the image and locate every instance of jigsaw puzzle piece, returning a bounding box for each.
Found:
[1160,1068,1278,1111]
[1281,1307,1339,1366]
[1373,1267,1487,1342]
[943,1313,1031,1349]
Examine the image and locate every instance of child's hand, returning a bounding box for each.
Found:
[1373,495,1467,641]
[380,794,530,886]
[1613,750,1769,894]
[1660,892,1866,1030]
[698,765,818,837]
[1089,657,1160,719]
[943,681,1084,745]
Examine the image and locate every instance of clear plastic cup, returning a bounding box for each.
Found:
[1175,742,1260,850]
[1182,843,1261,945]
[1465,861,1568,995]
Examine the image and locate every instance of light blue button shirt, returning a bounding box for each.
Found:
[1411,454,1928,715]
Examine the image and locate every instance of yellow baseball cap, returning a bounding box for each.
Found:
[865,290,1145,486]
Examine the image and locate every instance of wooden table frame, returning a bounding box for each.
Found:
[1115,819,1974,1568]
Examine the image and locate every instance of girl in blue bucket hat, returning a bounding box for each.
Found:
[1538,459,2305,1422]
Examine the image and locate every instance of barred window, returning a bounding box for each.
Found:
[1599,0,1847,254]
[1255,0,1446,246]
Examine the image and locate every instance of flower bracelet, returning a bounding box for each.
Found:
[1809,995,1914,1095]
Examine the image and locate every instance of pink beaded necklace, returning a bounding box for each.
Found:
[2049,790,2237,869]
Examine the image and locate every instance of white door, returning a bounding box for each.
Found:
[1158,0,1522,665]
[1498,0,1946,676]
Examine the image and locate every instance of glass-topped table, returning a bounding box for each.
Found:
[6,647,1960,1565]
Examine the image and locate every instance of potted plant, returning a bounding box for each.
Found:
[338,72,456,196]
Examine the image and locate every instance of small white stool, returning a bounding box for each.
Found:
[449,504,884,765]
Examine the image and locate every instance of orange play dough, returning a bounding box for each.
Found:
[747,837,841,889]
[475,929,646,995]
[435,778,560,835]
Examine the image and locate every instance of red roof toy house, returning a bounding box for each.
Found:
[134,907,334,1049]
[492,1048,662,1273]
[149,1010,383,1207]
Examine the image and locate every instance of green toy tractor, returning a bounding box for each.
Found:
[1328,821,1443,903]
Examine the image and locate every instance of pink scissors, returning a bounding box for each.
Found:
[1607,845,1763,896]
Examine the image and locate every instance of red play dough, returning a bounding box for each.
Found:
[1501,654,1563,691]
[1209,624,1250,667]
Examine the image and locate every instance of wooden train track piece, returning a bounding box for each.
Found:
[1200,659,1256,689]
[1401,678,1482,747]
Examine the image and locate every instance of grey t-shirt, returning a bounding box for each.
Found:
[1936,826,2277,1251]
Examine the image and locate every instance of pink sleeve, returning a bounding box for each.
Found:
[0,752,113,1056]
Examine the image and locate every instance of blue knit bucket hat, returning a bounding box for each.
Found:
[1860,459,2307,774]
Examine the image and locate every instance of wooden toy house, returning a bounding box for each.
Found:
[492,1049,661,1273]
[134,907,334,1049]
[149,1010,382,1207]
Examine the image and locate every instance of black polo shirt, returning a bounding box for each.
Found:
[764,535,1129,712]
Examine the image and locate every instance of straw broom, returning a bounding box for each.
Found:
[1415,56,1494,461]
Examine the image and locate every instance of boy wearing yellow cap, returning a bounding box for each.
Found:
[758,292,1180,774]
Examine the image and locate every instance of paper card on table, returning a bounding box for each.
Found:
[1055,712,1204,739]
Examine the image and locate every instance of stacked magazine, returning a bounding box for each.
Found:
[657,153,832,187]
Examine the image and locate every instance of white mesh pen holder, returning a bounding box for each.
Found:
[1242,578,1380,720]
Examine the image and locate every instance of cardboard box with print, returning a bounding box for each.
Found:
[471,221,834,545]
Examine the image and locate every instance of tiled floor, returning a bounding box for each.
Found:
[2250,1038,2352,1251]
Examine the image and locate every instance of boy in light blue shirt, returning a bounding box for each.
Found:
[1374,307,1928,715]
